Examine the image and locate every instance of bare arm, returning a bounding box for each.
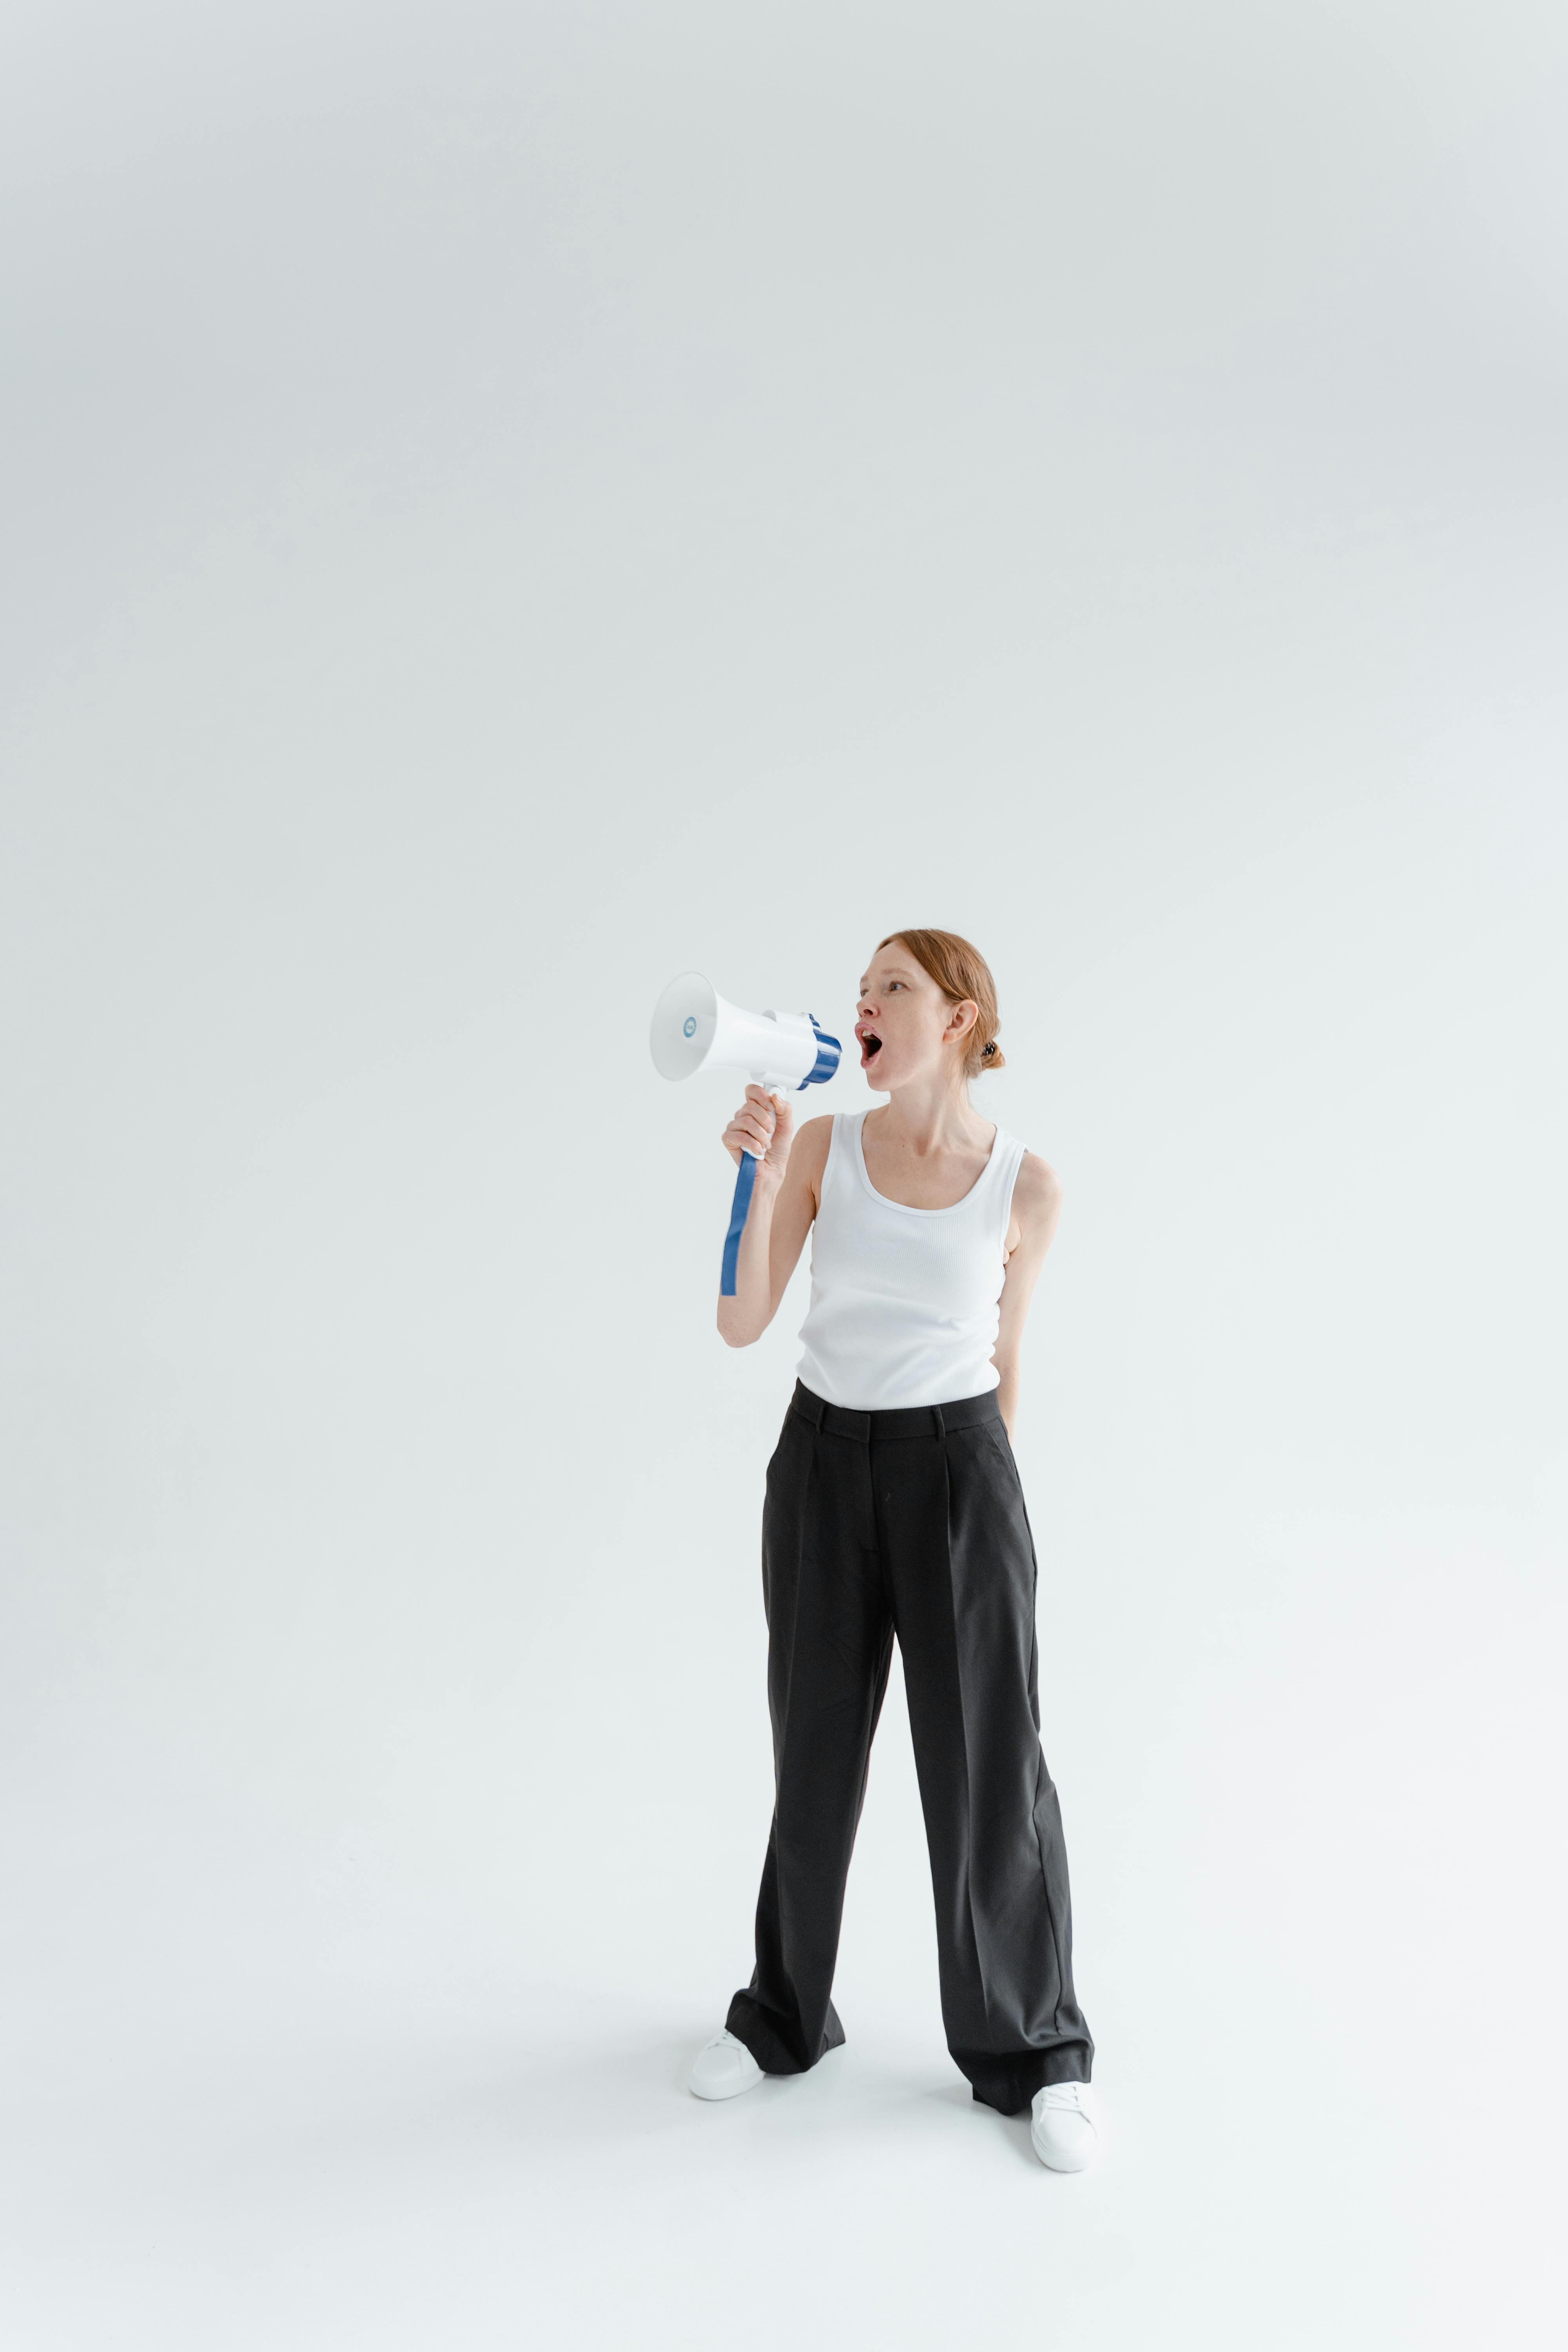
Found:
[992,1153,1064,1439]
[715,1090,832,1347]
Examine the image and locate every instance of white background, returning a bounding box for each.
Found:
[2,3,1564,2345]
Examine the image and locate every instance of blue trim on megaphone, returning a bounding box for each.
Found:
[718,1020,841,1298]
[799,1016,841,1088]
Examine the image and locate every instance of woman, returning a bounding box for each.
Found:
[687,929,1098,2171]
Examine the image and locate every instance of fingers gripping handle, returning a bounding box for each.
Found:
[718,1014,841,1299]
[719,1074,783,1299]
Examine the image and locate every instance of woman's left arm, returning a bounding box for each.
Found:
[992,1153,1065,1440]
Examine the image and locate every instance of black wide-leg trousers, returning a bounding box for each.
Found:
[726,1381,1093,2116]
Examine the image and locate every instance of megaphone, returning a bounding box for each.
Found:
[650,971,841,1294]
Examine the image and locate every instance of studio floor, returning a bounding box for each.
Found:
[2,1911,1547,2352]
[4,1500,1560,2352]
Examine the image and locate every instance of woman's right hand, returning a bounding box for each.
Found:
[722,1084,795,1183]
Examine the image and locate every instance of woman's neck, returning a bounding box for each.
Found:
[870,1076,991,1157]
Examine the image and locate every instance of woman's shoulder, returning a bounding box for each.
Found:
[791,1110,838,1174]
[1008,1146,1063,1209]
[785,1109,837,1214]
[1007,1151,1064,1258]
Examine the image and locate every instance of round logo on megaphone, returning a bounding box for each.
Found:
[650,970,839,1091]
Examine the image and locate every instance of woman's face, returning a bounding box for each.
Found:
[854,942,976,1092]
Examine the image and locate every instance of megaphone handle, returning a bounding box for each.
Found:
[720,1078,790,1299]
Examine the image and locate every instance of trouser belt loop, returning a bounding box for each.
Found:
[930,1402,946,1438]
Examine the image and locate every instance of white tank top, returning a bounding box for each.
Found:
[795,1111,1028,1411]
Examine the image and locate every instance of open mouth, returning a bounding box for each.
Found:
[860,1030,882,1063]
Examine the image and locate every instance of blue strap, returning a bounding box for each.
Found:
[720,1150,759,1296]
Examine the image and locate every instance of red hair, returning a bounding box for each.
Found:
[877,929,1005,1080]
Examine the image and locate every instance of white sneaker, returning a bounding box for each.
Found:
[688,2029,764,2102]
[1030,2081,1099,2171]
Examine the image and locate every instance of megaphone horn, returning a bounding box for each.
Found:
[650,971,841,1294]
